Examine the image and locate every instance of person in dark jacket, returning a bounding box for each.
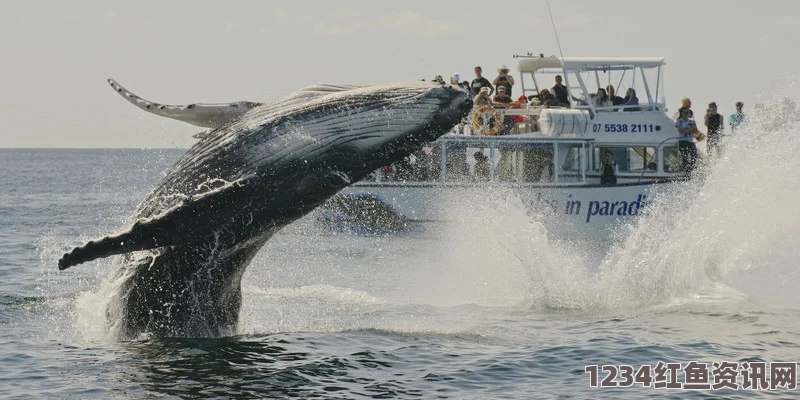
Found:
[622,88,640,111]
[600,151,618,185]
[704,102,724,156]
[551,75,570,107]
[606,85,625,107]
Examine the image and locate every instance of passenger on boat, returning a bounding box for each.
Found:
[493,65,515,96]
[606,85,625,107]
[729,101,746,133]
[675,97,693,119]
[492,86,514,106]
[600,151,618,185]
[675,109,703,172]
[622,88,639,111]
[704,102,724,156]
[594,88,611,108]
[539,89,560,108]
[450,73,461,85]
[551,75,570,107]
[433,75,445,84]
[471,66,494,96]
[474,87,493,108]
[473,151,491,181]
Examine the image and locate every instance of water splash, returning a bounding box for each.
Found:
[402,97,800,316]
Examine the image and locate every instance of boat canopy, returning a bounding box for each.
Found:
[518,57,665,73]
[517,56,667,113]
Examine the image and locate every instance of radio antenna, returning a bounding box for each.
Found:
[545,0,565,62]
[545,0,569,92]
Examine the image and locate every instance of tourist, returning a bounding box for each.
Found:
[470,66,494,96]
[473,151,491,181]
[493,65,515,96]
[729,101,746,133]
[606,85,625,107]
[474,87,492,107]
[622,88,639,111]
[600,151,618,185]
[492,86,513,106]
[704,102,724,156]
[594,88,611,108]
[551,75,570,107]
[675,108,703,172]
[539,89,560,108]
[675,97,693,119]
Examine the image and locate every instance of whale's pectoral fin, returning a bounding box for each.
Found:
[58,182,249,270]
[108,78,263,130]
[58,216,174,270]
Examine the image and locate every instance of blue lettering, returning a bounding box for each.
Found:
[616,201,629,215]
[586,201,600,222]
[627,194,646,215]
[598,201,610,216]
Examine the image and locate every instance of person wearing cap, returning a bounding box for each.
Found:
[729,101,746,133]
[474,87,492,107]
[492,86,513,106]
[493,65,515,96]
[470,66,494,96]
[450,73,461,85]
[704,102,724,156]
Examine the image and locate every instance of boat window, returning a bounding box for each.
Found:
[558,143,584,172]
[557,143,586,183]
[594,146,657,173]
[442,141,503,182]
[495,143,555,183]
[370,143,442,182]
[663,146,682,173]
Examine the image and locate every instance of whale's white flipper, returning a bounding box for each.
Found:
[108,78,263,129]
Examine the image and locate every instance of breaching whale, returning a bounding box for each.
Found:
[59,79,472,338]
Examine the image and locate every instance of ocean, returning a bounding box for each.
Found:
[2,113,800,399]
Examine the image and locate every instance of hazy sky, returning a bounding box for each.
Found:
[1,0,798,148]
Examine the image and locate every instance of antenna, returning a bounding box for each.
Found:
[545,0,566,62]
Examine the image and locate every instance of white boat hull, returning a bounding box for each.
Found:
[318,180,676,238]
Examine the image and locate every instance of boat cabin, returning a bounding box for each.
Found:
[367,56,689,186]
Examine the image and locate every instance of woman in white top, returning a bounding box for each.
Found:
[594,88,611,108]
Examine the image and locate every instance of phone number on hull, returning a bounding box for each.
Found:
[592,124,657,133]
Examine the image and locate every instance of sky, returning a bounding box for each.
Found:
[1,0,799,148]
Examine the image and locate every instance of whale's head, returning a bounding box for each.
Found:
[237,81,473,207]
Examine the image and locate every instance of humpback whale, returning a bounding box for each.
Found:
[59,79,472,338]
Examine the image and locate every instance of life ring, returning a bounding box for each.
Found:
[471,106,499,136]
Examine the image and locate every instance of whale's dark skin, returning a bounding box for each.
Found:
[59,81,472,338]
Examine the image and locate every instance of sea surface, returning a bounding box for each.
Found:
[2,114,800,399]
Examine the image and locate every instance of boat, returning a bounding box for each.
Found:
[318,56,694,237]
